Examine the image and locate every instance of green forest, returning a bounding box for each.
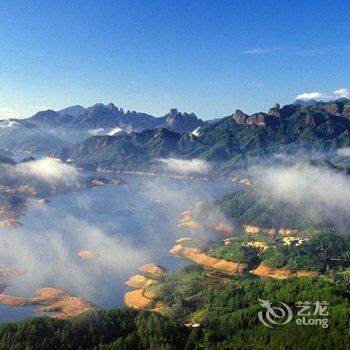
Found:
[0,273,349,349]
[1,227,349,349]
[54,100,350,172]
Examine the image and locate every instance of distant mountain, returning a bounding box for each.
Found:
[293,99,320,106]
[28,110,74,128]
[293,98,350,107]
[69,103,158,130]
[27,103,205,134]
[0,154,15,165]
[53,100,350,172]
[160,108,204,133]
[54,128,189,169]
[58,105,86,118]
[0,118,66,153]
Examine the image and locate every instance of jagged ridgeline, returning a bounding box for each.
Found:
[29,104,204,133]
[216,185,350,230]
[53,100,350,171]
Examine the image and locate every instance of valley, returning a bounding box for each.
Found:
[0,99,349,348]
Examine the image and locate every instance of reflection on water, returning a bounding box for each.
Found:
[0,172,237,322]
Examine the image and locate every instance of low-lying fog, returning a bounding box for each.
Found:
[1,155,350,322]
[0,163,236,321]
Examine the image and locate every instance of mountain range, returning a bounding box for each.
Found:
[1,99,349,171]
[0,103,204,153]
[28,103,204,133]
[53,99,350,172]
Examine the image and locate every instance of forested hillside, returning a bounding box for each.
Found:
[53,100,350,171]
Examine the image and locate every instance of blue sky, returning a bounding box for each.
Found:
[0,0,350,120]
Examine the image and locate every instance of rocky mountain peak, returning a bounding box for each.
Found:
[231,110,249,124]
[162,109,203,133]
[268,103,281,117]
[170,108,179,117]
[106,103,117,111]
[58,105,86,117]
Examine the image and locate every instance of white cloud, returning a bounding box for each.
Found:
[0,107,17,118]
[0,107,15,114]
[15,158,79,184]
[108,127,123,136]
[0,207,150,302]
[295,92,327,100]
[337,147,350,157]
[295,88,350,101]
[250,164,350,227]
[0,173,230,306]
[333,88,350,99]
[87,128,105,136]
[0,120,22,128]
[158,158,211,174]
[87,127,123,136]
[191,127,201,137]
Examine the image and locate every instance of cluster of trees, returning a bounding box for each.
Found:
[261,230,350,271]
[0,307,188,349]
[195,275,350,349]
[0,227,349,349]
[206,241,259,265]
[2,269,348,349]
[203,229,350,273]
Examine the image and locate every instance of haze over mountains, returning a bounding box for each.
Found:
[0,118,65,153]
[53,99,350,172]
[0,98,349,173]
[28,103,205,134]
[0,102,204,153]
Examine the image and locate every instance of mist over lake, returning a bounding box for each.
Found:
[0,171,236,321]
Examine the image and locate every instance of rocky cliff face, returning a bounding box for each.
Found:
[230,105,281,127]
[231,110,249,124]
[229,100,350,132]
[124,263,165,311]
[251,264,318,279]
[169,244,249,275]
[162,109,204,133]
[123,289,159,310]
[178,209,233,234]
[0,287,96,319]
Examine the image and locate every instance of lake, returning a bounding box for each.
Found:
[0,172,237,321]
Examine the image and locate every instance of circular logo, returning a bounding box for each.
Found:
[258,298,293,328]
